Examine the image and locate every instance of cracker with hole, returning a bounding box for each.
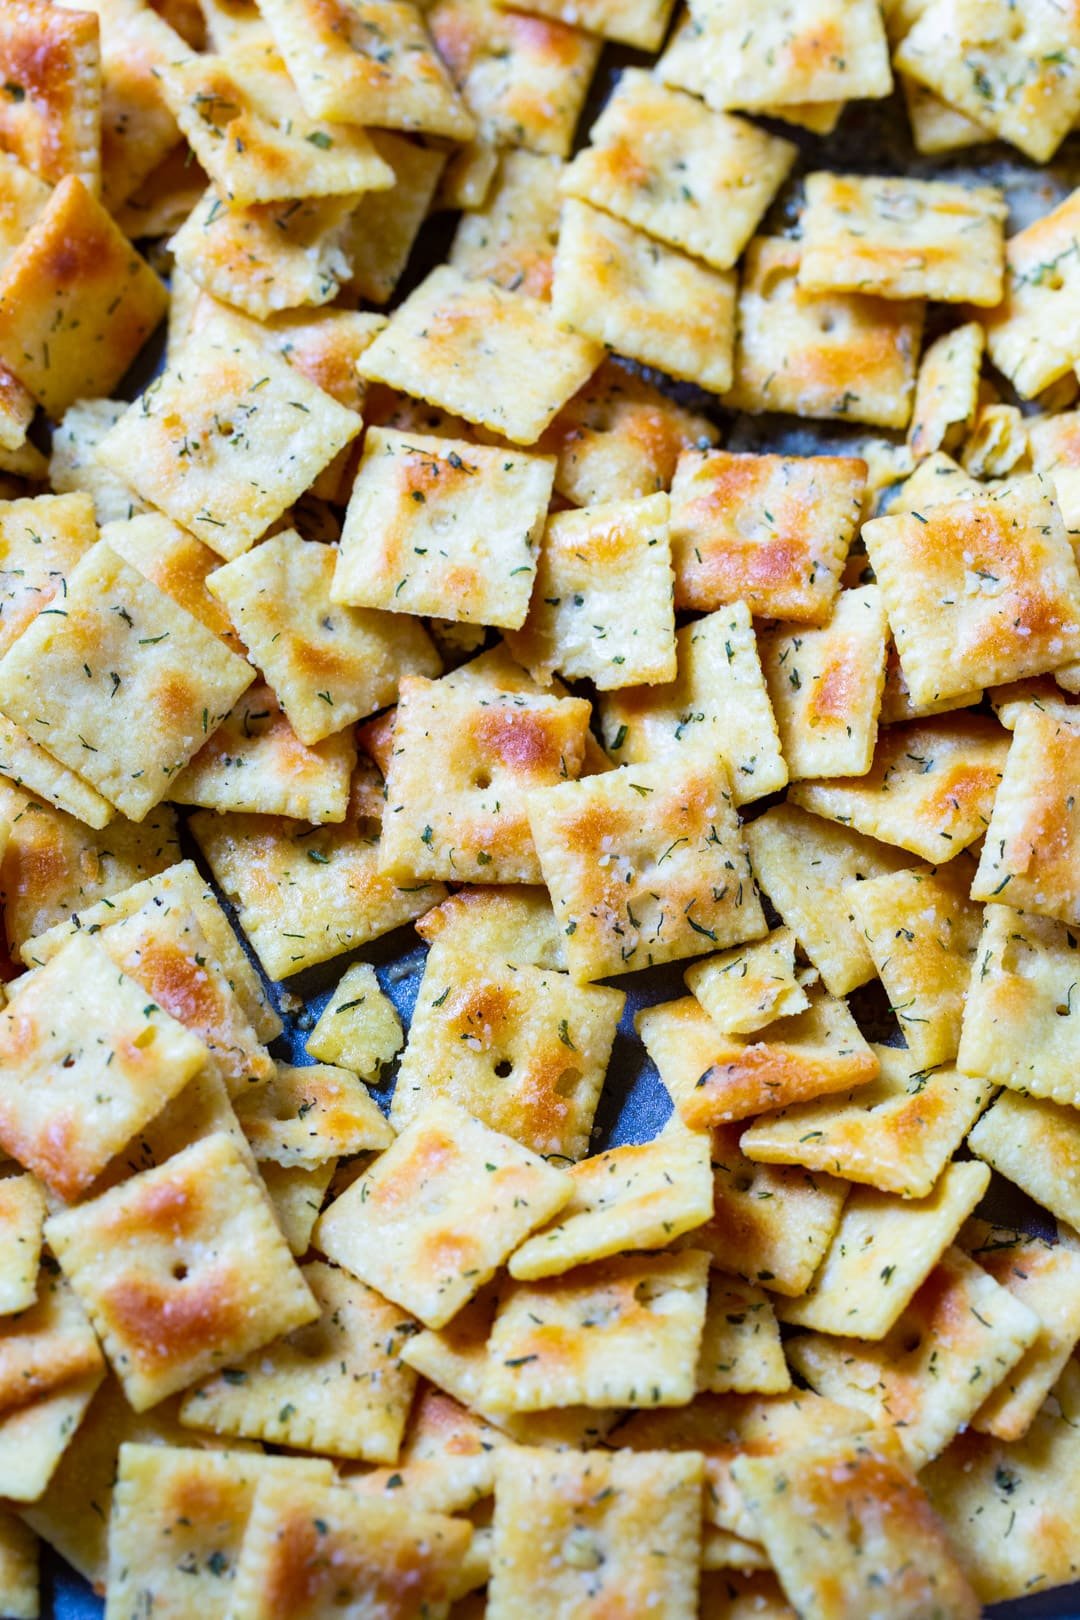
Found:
[305,962,403,1078]
[0,1270,102,1415]
[685,928,813,1037]
[668,448,865,621]
[0,493,97,661]
[97,314,361,559]
[180,1259,417,1460]
[234,1062,392,1167]
[639,989,877,1131]
[508,1124,713,1281]
[552,200,736,395]
[0,0,100,188]
[341,131,448,306]
[46,1131,318,1410]
[316,1099,572,1327]
[740,1044,990,1200]
[760,586,888,781]
[482,1249,709,1412]
[449,148,562,299]
[970,1090,1080,1231]
[390,956,623,1160]
[0,933,208,1201]
[732,1427,979,1620]
[908,321,984,459]
[972,707,1080,924]
[562,70,794,273]
[697,1277,790,1397]
[0,713,115,829]
[791,1247,1041,1468]
[357,264,601,446]
[334,428,555,628]
[725,237,923,430]
[983,190,1080,398]
[0,1174,45,1317]
[506,493,675,689]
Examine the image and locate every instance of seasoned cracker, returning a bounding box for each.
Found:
[416,882,566,972]
[49,398,144,526]
[908,320,984,459]
[94,3,185,213]
[0,0,101,188]
[0,1369,103,1502]
[260,1160,336,1257]
[0,714,114,830]
[984,189,1080,398]
[900,73,991,156]
[0,1270,103,1414]
[969,1086,1080,1230]
[963,401,1028,479]
[972,706,1080,924]
[449,147,562,299]
[235,1062,392,1167]
[103,512,242,651]
[697,1276,790,1397]
[306,962,403,1078]
[0,1174,45,1317]
[685,928,813,1037]
[340,131,447,306]
[699,1571,794,1617]
[493,0,673,48]
[0,493,97,661]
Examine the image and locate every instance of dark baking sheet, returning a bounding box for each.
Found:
[38,45,1080,1620]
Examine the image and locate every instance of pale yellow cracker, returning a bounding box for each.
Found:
[46,1131,318,1411]
[93,2,185,214]
[638,990,877,1130]
[102,512,243,652]
[482,1250,709,1411]
[506,493,675,689]
[437,136,499,211]
[972,707,1080,924]
[901,72,991,155]
[983,190,1080,398]
[775,1159,990,1339]
[961,900,1080,1107]
[789,1246,1040,1466]
[668,447,865,621]
[0,1270,102,1415]
[529,756,764,984]
[508,1123,714,1280]
[0,153,50,275]
[341,131,448,305]
[0,714,114,830]
[697,1276,790,1397]
[379,673,591,885]
[49,399,144,526]
[922,1360,1080,1605]
[552,200,736,395]
[969,1087,1080,1230]
[760,586,888,781]
[449,147,562,299]
[962,401,1029,480]
[346,1384,504,1515]
[732,1428,979,1620]
[0,493,97,661]
[235,1061,392,1168]
[799,172,1005,306]
[493,0,673,48]
[488,1446,703,1620]
[190,807,445,980]
[180,1259,416,1460]
[600,603,786,810]
[305,961,403,1078]
[0,1510,36,1620]
[391,952,621,1160]
[0,1174,45,1317]
[114,142,210,241]
[988,678,1080,730]
[208,529,439,744]
[562,70,794,273]
[89,1066,256,1198]
[725,237,923,431]
[316,1098,572,1327]
[0,933,207,1202]
[0,0,101,189]
[260,1160,336,1257]
[334,428,555,628]
[789,713,1009,863]
[740,1044,990,1200]
[908,321,984,460]
[878,638,985,726]
[0,1369,103,1503]
[896,0,1080,162]
[685,928,813,1037]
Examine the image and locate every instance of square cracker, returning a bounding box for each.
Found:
[958,904,1080,1108]
[668,448,865,621]
[862,476,1080,706]
[774,1159,990,1340]
[740,1043,990,1200]
[190,807,445,981]
[725,237,923,431]
[984,191,1080,399]
[389,955,623,1161]
[0,1173,46,1316]
[315,1098,573,1327]
[798,172,1006,306]
[908,321,984,460]
[0,1369,104,1503]
[552,200,736,395]
[638,989,878,1130]
[790,1247,1040,1468]
[49,398,145,526]
[844,856,982,1069]
[260,1161,336,1257]
[97,313,361,560]
[0,542,254,822]
[506,493,676,689]
[0,177,166,420]
[895,0,1080,163]
[378,674,591,885]
[492,0,674,48]
[0,492,98,661]
[341,132,448,306]
[45,1131,318,1411]
[102,512,243,653]
[922,1360,1080,1604]
[685,927,813,1036]
[789,713,1009,863]
[256,0,473,135]
[482,1250,709,1411]
[732,1428,979,1620]
[600,603,786,809]
[969,1085,1080,1231]
[357,265,601,446]
[963,1221,1080,1442]
[180,1260,417,1460]
[529,756,764,984]
[508,1123,714,1280]
[234,1062,392,1167]
[0,0,100,189]
[208,529,439,744]
[0,1270,103,1414]
[972,706,1080,924]
[306,962,403,1078]
[562,71,794,273]
[654,0,892,112]
[449,147,563,300]
[697,1276,790,1396]
[760,585,889,781]
[334,428,555,628]
[346,1384,505,1516]
[0,713,114,830]
[488,1446,703,1620]
[0,932,207,1201]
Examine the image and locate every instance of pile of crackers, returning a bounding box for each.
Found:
[2,0,1080,1615]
